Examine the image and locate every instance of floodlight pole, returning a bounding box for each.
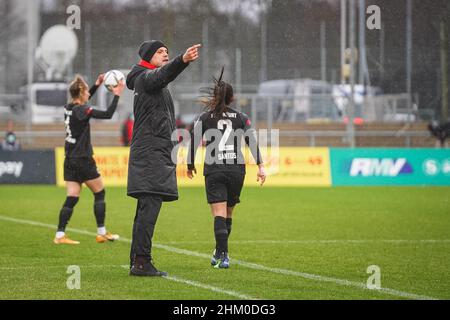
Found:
[260,2,267,82]
[236,48,242,95]
[441,14,449,121]
[27,0,37,141]
[380,21,385,83]
[85,21,92,83]
[348,0,356,148]
[202,20,209,85]
[321,21,327,82]
[406,0,413,122]
[340,0,347,85]
[358,0,366,86]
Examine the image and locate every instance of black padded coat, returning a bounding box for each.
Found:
[126,54,189,201]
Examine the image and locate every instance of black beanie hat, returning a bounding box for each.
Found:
[139,40,167,62]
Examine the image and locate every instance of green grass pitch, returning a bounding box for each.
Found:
[0,185,449,300]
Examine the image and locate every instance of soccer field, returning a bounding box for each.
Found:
[0,185,449,300]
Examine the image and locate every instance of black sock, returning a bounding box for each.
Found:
[214,216,228,254]
[94,190,106,228]
[226,218,232,237]
[57,196,79,232]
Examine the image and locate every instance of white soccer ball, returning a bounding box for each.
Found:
[103,70,125,91]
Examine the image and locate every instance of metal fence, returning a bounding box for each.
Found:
[173,93,435,128]
[1,91,436,149]
[0,128,434,149]
[278,130,432,147]
[2,88,435,126]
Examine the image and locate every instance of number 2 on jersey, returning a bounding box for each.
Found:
[217,119,233,152]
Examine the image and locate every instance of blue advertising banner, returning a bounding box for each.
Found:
[330,148,450,186]
[0,150,56,184]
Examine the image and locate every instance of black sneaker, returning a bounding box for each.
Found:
[213,251,230,269]
[130,257,167,277]
[211,249,220,266]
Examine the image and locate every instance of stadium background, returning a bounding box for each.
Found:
[0,0,449,301]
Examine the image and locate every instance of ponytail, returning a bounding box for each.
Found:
[201,67,234,117]
[69,75,88,101]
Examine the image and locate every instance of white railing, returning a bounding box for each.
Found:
[0,130,432,148]
[278,130,431,147]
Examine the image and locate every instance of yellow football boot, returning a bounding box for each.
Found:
[53,235,80,245]
[96,232,120,243]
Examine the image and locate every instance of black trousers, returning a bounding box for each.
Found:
[130,194,163,264]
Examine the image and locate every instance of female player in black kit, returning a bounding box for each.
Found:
[54,74,125,244]
[187,69,266,268]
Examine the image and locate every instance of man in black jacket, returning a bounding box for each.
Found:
[126,40,200,276]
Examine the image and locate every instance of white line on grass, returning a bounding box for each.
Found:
[0,261,258,299]
[0,215,438,300]
[117,265,258,300]
[0,216,257,300]
[159,239,450,245]
[0,265,121,270]
[152,244,438,300]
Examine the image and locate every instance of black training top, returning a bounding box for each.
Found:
[188,107,263,176]
[64,85,119,158]
[126,54,189,201]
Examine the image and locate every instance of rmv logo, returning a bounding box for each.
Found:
[350,158,413,177]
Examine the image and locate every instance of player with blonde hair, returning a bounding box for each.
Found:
[54,74,124,244]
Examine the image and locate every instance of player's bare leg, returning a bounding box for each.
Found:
[54,182,82,244]
[85,177,119,242]
[210,202,227,218]
[85,176,104,193]
[66,181,82,196]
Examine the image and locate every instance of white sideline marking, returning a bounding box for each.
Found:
[0,261,257,299]
[0,265,121,270]
[0,215,438,300]
[119,265,258,300]
[159,239,450,245]
[162,275,258,300]
[0,216,256,300]
[152,244,438,300]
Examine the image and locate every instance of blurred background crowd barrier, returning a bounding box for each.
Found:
[0,0,449,149]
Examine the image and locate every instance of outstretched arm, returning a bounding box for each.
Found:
[90,80,124,119]
[144,44,201,93]
[88,74,105,100]
[90,96,119,119]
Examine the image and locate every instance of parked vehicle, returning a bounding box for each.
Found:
[20,82,68,123]
[257,79,340,122]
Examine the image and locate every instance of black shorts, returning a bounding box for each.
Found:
[205,172,245,207]
[64,157,100,183]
